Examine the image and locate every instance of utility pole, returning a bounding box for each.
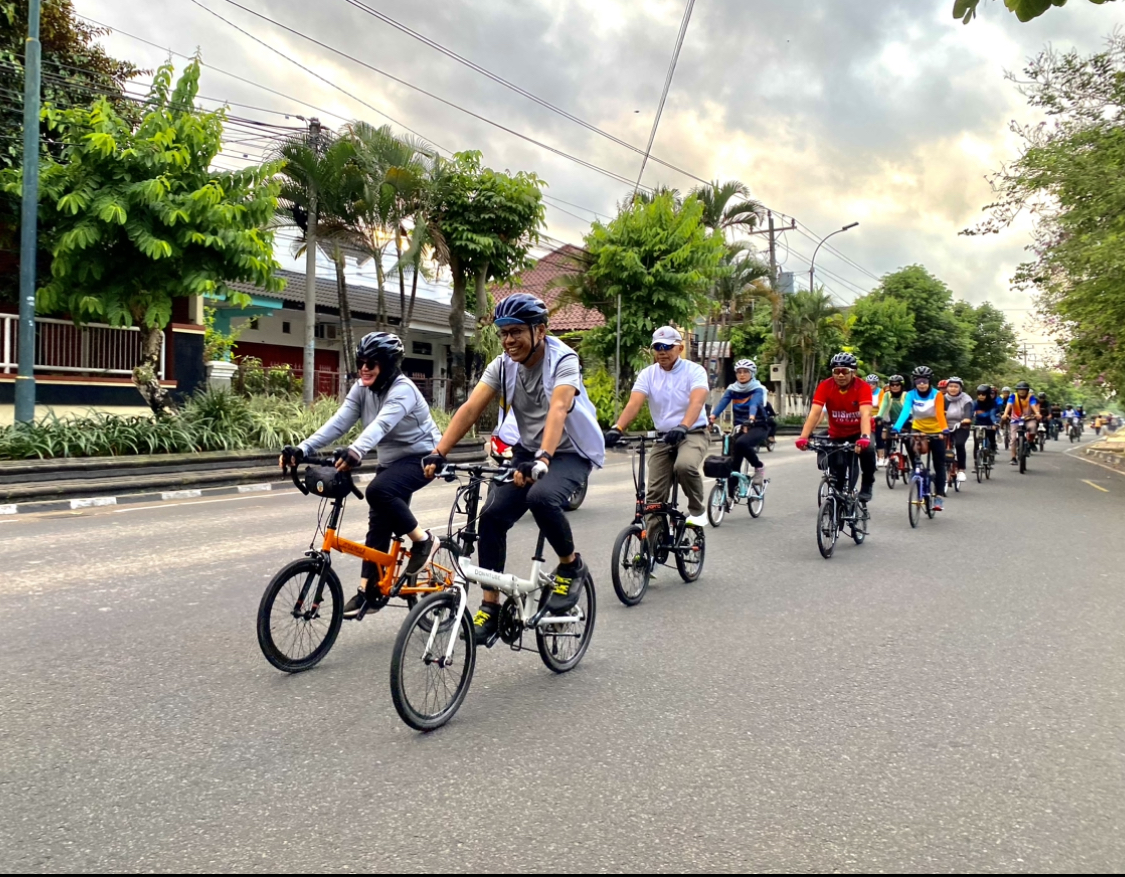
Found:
[302,117,320,407]
[15,0,42,424]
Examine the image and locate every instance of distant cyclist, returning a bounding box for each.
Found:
[794,352,876,503]
[892,366,950,511]
[1003,381,1041,465]
[973,383,1000,457]
[866,375,886,467]
[709,359,769,494]
[876,374,907,467]
[943,377,974,485]
[282,332,441,619]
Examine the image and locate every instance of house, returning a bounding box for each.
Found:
[493,245,604,337]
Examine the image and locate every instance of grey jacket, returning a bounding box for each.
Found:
[300,376,442,465]
[944,393,975,428]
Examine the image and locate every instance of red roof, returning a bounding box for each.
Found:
[494,245,605,332]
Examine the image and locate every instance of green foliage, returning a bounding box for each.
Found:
[0,58,285,410]
[583,365,654,431]
[952,300,1017,382]
[233,357,303,398]
[848,295,916,374]
[568,192,726,379]
[202,306,247,363]
[953,0,1114,24]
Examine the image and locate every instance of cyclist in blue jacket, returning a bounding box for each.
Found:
[709,359,769,494]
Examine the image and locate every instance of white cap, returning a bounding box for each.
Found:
[651,326,683,345]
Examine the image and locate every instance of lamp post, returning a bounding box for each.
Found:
[809,222,858,295]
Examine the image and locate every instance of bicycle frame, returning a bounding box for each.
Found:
[622,432,687,535]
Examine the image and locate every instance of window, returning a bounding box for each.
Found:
[248,317,260,331]
[412,341,433,356]
[282,321,291,335]
[314,324,338,340]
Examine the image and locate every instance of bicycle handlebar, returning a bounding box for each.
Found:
[281,453,364,500]
[435,462,515,484]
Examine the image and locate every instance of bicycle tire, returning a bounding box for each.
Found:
[611,524,650,607]
[257,557,344,673]
[707,482,727,528]
[908,480,921,529]
[1019,438,1027,474]
[675,525,706,583]
[748,486,765,518]
[817,476,830,507]
[817,497,838,558]
[565,477,588,512]
[925,483,936,519]
[852,501,869,545]
[885,460,897,490]
[537,573,596,673]
[389,591,476,732]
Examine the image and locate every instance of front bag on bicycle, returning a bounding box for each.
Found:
[703,455,735,479]
[304,465,354,499]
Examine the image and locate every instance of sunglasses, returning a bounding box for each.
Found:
[357,358,379,371]
[832,368,853,376]
[652,343,676,352]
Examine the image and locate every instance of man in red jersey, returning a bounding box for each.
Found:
[795,352,876,502]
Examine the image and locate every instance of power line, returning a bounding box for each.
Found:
[792,222,882,283]
[634,0,695,196]
[188,0,647,191]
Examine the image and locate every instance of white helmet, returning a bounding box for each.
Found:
[735,359,756,375]
[866,374,880,385]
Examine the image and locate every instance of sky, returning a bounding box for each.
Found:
[77,0,1124,354]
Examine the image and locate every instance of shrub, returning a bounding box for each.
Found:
[584,366,654,431]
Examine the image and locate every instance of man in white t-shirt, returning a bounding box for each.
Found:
[604,326,710,525]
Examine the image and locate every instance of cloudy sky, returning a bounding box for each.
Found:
[80,0,1122,347]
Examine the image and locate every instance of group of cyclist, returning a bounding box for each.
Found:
[279,291,1094,642]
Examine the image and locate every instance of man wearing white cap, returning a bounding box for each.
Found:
[605,326,710,526]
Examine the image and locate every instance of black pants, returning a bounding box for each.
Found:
[362,454,430,580]
[767,418,777,439]
[950,426,970,470]
[874,418,886,452]
[820,433,876,492]
[728,424,768,492]
[907,434,948,497]
[973,426,998,459]
[478,447,592,574]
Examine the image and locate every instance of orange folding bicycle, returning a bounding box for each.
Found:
[256,456,454,673]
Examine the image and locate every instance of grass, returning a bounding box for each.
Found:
[0,391,451,461]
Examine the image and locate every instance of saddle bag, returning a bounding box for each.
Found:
[703,455,735,479]
[304,465,353,499]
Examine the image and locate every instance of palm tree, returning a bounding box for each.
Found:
[690,180,765,240]
[273,130,364,380]
[781,290,845,405]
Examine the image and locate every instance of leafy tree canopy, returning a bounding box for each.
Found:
[953,0,1115,24]
[0,58,284,412]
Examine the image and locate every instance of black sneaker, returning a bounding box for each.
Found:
[1010,458,1019,466]
[343,589,368,620]
[471,604,500,647]
[857,484,874,503]
[402,531,434,578]
[544,554,587,613]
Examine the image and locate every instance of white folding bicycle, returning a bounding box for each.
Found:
[389,462,597,731]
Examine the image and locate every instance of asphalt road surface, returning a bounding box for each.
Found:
[2,434,1123,872]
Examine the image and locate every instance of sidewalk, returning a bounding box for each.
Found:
[1082,430,1125,473]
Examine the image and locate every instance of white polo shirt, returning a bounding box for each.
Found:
[632,358,709,431]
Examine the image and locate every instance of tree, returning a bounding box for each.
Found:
[274,128,364,379]
[953,0,1115,24]
[953,300,1017,382]
[562,192,725,378]
[0,59,284,413]
[864,266,973,377]
[782,289,846,403]
[847,295,915,375]
[689,180,764,240]
[423,150,545,399]
[967,36,1125,392]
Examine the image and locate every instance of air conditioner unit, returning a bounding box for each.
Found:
[770,363,786,381]
[326,325,338,340]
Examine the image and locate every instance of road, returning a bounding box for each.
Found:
[2,435,1123,872]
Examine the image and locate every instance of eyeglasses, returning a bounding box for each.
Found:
[357,359,378,371]
[652,343,676,352]
[832,368,852,376]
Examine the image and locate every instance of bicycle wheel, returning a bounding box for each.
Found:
[748,484,765,518]
[816,497,838,558]
[675,524,706,582]
[257,557,344,673]
[765,436,776,453]
[1019,438,1027,474]
[852,501,869,545]
[908,480,921,529]
[565,477,588,512]
[707,482,727,528]
[537,573,596,673]
[817,476,830,507]
[389,590,476,732]
[611,524,651,607]
[885,459,898,490]
[925,483,936,519]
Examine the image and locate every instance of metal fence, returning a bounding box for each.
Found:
[0,314,165,379]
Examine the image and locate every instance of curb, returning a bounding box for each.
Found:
[0,472,379,516]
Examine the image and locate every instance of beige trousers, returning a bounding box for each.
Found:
[646,431,709,517]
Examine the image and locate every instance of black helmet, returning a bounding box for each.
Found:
[494,293,549,328]
[912,366,934,381]
[830,352,858,370]
[1015,381,1031,391]
[355,332,405,393]
[976,384,991,395]
[888,374,905,384]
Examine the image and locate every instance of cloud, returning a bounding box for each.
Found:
[83,0,1116,337]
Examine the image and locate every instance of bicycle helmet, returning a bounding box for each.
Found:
[1015,381,1031,391]
[946,376,963,387]
[912,365,934,381]
[866,374,880,385]
[937,379,949,390]
[976,383,992,395]
[355,332,405,394]
[734,359,757,374]
[888,374,905,384]
[830,352,858,370]
[1001,386,1012,394]
[493,293,549,328]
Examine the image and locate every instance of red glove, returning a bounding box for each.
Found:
[795,437,809,452]
[856,437,871,451]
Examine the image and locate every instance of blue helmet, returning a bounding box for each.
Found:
[494,294,549,328]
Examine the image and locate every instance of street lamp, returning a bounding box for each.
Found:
[809,222,859,295]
